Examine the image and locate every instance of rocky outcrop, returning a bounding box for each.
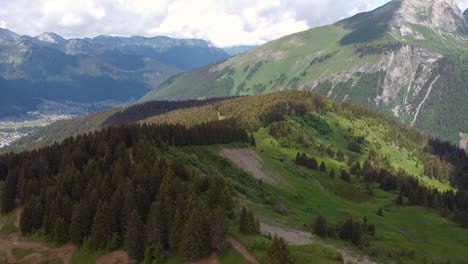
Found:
[390,0,467,33]
[310,44,444,124]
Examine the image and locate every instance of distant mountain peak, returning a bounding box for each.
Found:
[36,32,65,44]
[0,28,20,42]
[390,0,467,32]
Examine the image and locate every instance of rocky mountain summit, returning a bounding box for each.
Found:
[390,0,468,33]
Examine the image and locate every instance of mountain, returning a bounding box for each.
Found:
[1,91,468,263]
[0,29,230,118]
[222,45,256,55]
[142,0,468,143]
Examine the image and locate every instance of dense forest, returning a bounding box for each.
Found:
[0,120,249,261]
[103,97,233,127]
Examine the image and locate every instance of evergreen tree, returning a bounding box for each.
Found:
[153,242,166,264]
[396,193,403,206]
[90,201,113,249]
[53,217,69,244]
[314,215,328,238]
[169,209,184,251]
[329,169,336,178]
[350,162,361,175]
[341,170,351,182]
[210,207,227,251]
[126,210,146,261]
[239,206,249,233]
[319,162,327,172]
[377,208,384,217]
[267,235,292,264]
[180,205,210,260]
[20,204,33,235]
[69,201,91,245]
[144,247,152,264]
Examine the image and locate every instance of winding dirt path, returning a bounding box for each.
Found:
[0,208,77,264]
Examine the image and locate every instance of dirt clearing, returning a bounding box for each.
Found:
[219,147,280,185]
[260,222,314,245]
[260,221,379,264]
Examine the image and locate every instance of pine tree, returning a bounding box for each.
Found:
[314,215,328,238]
[377,208,384,217]
[153,241,166,264]
[144,247,152,264]
[53,217,69,244]
[169,209,183,251]
[239,206,249,233]
[319,162,327,172]
[126,210,145,261]
[267,235,292,264]
[329,169,336,178]
[90,201,113,249]
[351,222,362,245]
[210,207,227,251]
[248,210,256,233]
[180,205,209,260]
[69,201,91,245]
[20,204,33,235]
[341,170,351,182]
[396,193,403,206]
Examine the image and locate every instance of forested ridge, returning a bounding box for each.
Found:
[0,120,249,261]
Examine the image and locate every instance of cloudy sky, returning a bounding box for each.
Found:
[1,0,467,47]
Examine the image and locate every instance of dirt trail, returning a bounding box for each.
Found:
[219,147,282,185]
[96,250,130,264]
[227,238,259,264]
[261,222,378,264]
[0,208,77,264]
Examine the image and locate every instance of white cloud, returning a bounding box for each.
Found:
[0,0,467,46]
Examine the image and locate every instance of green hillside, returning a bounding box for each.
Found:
[142,0,468,143]
[2,91,466,263]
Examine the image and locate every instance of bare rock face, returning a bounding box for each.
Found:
[391,0,467,32]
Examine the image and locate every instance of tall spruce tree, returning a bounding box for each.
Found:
[126,210,146,261]
[267,235,292,264]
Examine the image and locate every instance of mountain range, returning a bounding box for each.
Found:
[0,28,231,118]
[143,0,468,143]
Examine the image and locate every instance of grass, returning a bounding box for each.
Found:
[38,258,63,264]
[175,110,468,263]
[248,127,468,263]
[290,244,342,264]
[12,248,35,259]
[70,248,105,264]
[218,245,250,264]
[0,210,18,236]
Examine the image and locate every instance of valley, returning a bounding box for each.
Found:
[0,113,74,149]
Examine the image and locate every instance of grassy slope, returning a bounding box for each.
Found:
[139,92,465,263]
[143,24,382,101]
